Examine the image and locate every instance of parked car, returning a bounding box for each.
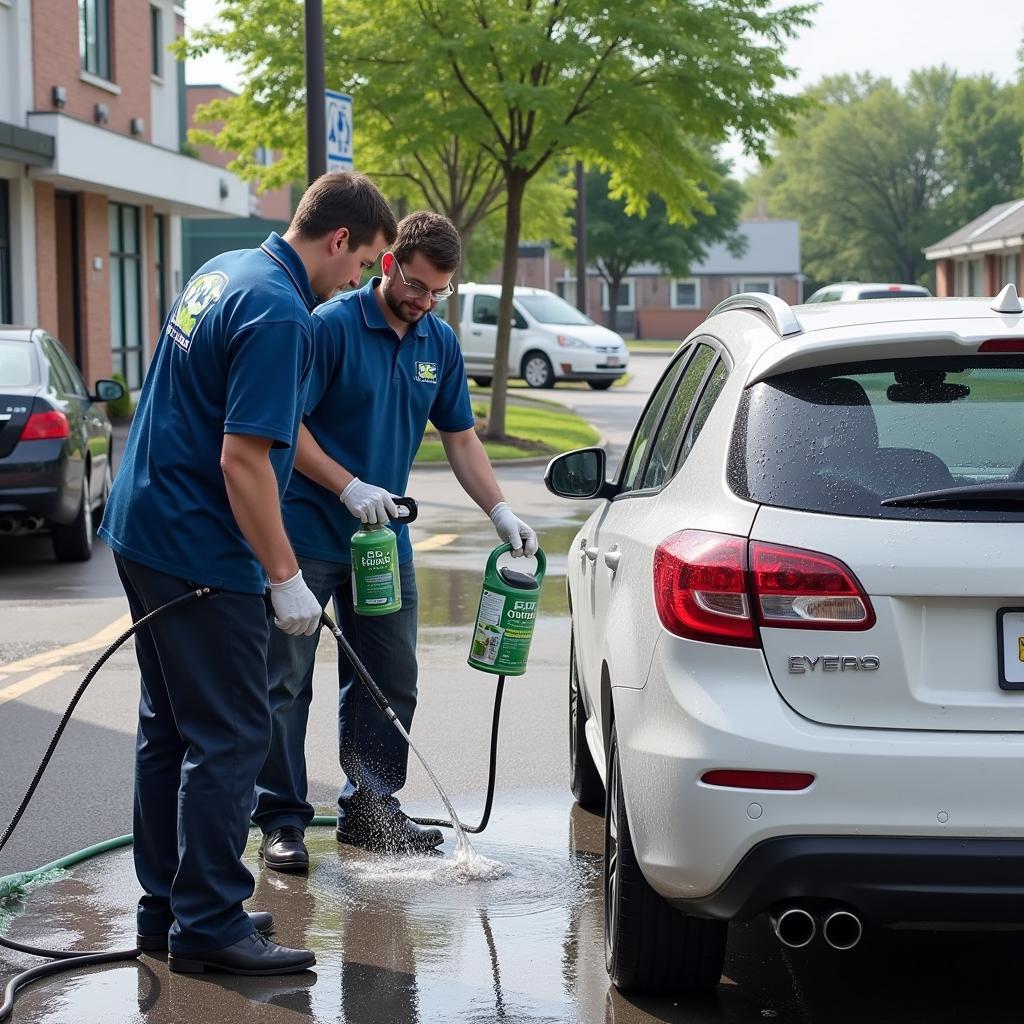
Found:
[0,327,124,562]
[545,284,1024,995]
[448,283,629,389]
[805,281,930,302]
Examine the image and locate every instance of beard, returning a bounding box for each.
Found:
[383,280,426,324]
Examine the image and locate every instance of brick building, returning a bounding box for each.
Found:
[924,199,1024,297]
[492,220,802,338]
[0,0,247,390]
[181,84,294,278]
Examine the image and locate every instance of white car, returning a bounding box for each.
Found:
[450,283,629,389]
[805,281,931,302]
[545,285,1024,995]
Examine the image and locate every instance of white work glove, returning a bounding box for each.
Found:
[269,570,323,637]
[339,477,400,525]
[488,501,539,558]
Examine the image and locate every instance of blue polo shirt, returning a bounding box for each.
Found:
[284,277,475,565]
[99,233,317,593]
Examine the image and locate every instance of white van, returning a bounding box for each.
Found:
[448,283,629,389]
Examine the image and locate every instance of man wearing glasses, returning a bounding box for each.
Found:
[254,211,537,867]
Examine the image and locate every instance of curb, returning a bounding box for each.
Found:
[413,434,609,471]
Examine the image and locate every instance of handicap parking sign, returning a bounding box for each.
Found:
[325,89,353,171]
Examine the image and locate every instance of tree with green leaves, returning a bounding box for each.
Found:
[746,68,1024,290]
[182,0,811,438]
[585,162,746,333]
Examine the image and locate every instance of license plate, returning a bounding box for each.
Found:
[997,607,1024,690]
[606,356,620,367]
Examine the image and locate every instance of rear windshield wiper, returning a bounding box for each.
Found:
[882,482,1024,508]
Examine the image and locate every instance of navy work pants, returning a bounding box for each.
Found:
[115,554,272,955]
[252,556,418,833]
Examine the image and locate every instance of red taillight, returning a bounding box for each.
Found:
[978,339,1024,353]
[701,769,815,791]
[20,410,70,441]
[751,542,874,631]
[653,531,756,646]
[653,531,874,645]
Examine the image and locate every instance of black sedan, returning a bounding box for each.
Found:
[0,327,124,562]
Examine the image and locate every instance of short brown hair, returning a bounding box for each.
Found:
[291,172,397,249]
[392,211,462,273]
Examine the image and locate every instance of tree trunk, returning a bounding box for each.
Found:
[607,271,623,334]
[445,279,461,340]
[486,171,526,441]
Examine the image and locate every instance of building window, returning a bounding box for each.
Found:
[601,279,634,311]
[1002,252,1020,291]
[109,203,144,390]
[0,181,11,324]
[150,5,163,77]
[79,0,111,80]
[736,278,775,295]
[672,279,701,309]
[154,213,168,322]
[555,278,577,306]
[966,258,983,296]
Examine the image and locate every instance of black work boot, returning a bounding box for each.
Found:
[259,826,310,873]
[168,931,315,975]
[336,801,443,854]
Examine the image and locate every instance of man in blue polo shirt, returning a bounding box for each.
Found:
[254,211,537,868]
[99,172,397,975]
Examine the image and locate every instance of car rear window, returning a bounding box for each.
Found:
[729,357,1024,522]
[0,340,36,387]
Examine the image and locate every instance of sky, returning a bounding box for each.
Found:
[183,0,1023,176]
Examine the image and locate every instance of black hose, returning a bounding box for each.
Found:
[0,587,212,1022]
[320,611,505,834]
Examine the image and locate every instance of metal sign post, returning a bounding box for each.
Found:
[304,0,326,184]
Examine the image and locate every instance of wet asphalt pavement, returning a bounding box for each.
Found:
[5,354,1022,1022]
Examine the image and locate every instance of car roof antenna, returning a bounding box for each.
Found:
[992,283,1023,314]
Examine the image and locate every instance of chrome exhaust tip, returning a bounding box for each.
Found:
[771,906,816,948]
[822,909,862,950]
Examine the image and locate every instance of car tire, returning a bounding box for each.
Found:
[604,724,727,995]
[570,631,605,811]
[472,376,492,388]
[587,379,614,391]
[522,351,555,389]
[52,472,94,563]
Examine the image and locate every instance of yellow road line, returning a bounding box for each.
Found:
[0,613,132,676]
[412,533,458,552]
[0,665,84,706]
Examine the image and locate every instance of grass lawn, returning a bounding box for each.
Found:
[415,400,600,462]
[626,339,680,352]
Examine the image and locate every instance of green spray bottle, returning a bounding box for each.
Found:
[351,497,417,616]
[468,543,546,676]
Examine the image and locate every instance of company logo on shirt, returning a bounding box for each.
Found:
[414,361,438,384]
[168,271,229,352]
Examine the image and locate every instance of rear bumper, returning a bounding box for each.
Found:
[673,835,1024,925]
[0,440,75,521]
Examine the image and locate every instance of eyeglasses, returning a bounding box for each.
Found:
[386,253,454,302]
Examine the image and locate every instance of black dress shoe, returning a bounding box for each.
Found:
[168,931,315,976]
[336,804,444,854]
[259,826,309,873]
[137,911,274,952]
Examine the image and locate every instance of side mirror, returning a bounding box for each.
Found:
[544,447,617,500]
[94,379,126,402]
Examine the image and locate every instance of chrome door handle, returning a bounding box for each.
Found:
[585,546,599,562]
[604,549,621,572]
[472,329,482,335]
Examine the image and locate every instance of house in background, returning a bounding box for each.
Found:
[182,85,294,277]
[924,199,1024,296]
[492,220,801,338]
[0,0,248,389]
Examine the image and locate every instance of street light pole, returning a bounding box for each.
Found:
[305,0,326,185]
[574,160,587,315]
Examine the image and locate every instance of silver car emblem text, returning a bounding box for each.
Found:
[789,656,880,673]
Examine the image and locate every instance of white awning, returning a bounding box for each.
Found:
[26,112,249,218]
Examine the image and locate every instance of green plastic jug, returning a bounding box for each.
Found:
[468,544,546,676]
[351,497,417,616]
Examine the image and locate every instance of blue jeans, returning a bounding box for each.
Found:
[253,555,419,833]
